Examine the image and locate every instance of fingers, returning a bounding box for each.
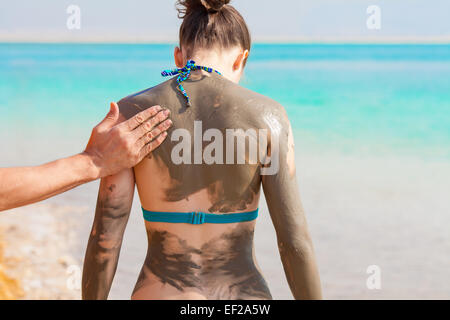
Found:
[138,119,172,148]
[124,105,163,131]
[139,131,169,161]
[135,109,171,139]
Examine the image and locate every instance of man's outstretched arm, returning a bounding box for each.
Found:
[262,109,322,300]
[0,102,171,212]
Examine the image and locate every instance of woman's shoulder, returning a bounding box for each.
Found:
[117,76,288,127]
[224,80,289,125]
[117,79,177,120]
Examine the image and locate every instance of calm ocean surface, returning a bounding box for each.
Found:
[1,43,449,163]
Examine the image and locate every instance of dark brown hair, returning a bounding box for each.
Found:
[176,0,251,62]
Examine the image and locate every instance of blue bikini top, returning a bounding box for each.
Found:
[142,208,258,225]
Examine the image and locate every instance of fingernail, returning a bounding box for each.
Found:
[164,109,170,116]
[167,119,173,125]
[155,105,162,111]
[162,132,168,137]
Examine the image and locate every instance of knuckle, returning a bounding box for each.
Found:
[118,130,127,141]
[123,137,133,149]
[152,128,161,136]
[149,117,158,127]
[149,132,159,141]
[152,111,161,122]
[134,114,144,124]
[158,111,167,120]
[149,105,161,115]
[145,121,153,130]
[127,149,136,161]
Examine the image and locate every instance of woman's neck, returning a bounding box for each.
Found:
[188,49,242,83]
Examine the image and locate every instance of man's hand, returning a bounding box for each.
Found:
[0,102,172,212]
[83,102,172,178]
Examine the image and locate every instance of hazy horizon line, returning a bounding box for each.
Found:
[1,35,449,45]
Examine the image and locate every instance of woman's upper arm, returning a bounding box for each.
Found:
[261,107,309,245]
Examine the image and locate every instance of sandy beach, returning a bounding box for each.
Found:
[0,203,84,299]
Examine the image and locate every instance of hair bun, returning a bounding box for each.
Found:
[200,0,230,13]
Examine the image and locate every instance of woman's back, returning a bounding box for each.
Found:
[119,70,281,299]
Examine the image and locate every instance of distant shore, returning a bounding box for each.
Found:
[0,35,449,45]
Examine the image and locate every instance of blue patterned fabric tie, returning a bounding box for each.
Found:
[161,60,222,107]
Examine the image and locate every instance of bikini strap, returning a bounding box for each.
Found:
[161,60,222,107]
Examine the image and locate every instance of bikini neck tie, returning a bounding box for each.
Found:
[161,60,221,107]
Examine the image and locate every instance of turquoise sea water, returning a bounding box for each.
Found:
[1,43,449,160]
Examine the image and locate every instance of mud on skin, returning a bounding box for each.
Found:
[119,73,280,213]
[142,224,272,300]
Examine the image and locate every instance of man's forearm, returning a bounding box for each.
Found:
[0,153,98,212]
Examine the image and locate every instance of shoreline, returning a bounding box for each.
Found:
[0,38,449,45]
